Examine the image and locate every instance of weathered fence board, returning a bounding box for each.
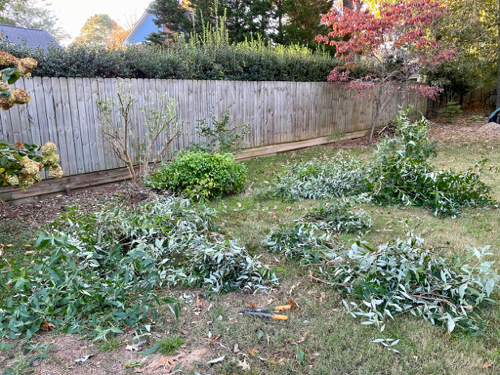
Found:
[1,77,427,180]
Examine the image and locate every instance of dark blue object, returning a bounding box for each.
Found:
[488,108,500,123]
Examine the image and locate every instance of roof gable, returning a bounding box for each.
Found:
[0,24,59,50]
[123,12,162,45]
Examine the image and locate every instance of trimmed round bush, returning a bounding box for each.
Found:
[150,150,247,200]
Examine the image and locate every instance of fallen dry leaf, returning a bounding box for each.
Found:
[196,294,203,308]
[289,282,301,296]
[135,356,175,373]
[483,362,494,368]
[296,332,309,344]
[237,358,251,370]
[152,357,175,371]
[39,321,55,331]
[233,344,240,353]
[248,348,256,356]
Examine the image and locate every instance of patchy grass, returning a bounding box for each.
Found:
[1,137,500,374]
[158,336,185,355]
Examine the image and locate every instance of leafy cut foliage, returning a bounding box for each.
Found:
[266,197,372,260]
[305,197,372,233]
[149,151,247,201]
[337,236,498,334]
[367,107,495,215]
[0,40,339,82]
[267,229,498,335]
[0,196,276,339]
[263,152,366,201]
[267,107,495,216]
[266,222,335,262]
[188,109,249,154]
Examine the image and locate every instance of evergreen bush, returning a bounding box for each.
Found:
[0,40,339,82]
[149,150,247,200]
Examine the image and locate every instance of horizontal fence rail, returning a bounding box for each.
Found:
[1,77,427,184]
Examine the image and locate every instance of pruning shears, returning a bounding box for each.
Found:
[238,304,293,321]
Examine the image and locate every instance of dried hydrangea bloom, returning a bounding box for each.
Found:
[6,174,19,186]
[49,165,63,179]
[15,57,38,77]
[0,81,10,92]
[0,97,11,110]
[0,51,16,66]
[19,175,35,190]
[41,142,57,155]
[14,141,24,149]
[10,88,30,105]
[41,142,60,165]
[42,152,59,166]
[20,156,43,175]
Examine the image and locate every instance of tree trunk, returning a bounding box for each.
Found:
[368,106,381,145]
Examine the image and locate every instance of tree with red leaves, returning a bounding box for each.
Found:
[316,0,456,144]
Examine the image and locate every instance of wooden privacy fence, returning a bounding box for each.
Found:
[0,77,427,201]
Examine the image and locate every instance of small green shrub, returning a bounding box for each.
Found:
[158,336,184,355]
[149,151,247,200]
[188,109,249,154]
[264,151,367,201]
[438,101,463,123]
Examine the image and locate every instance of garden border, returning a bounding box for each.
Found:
[1,130,369,204]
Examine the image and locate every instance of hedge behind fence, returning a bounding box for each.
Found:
[0,40,340,82]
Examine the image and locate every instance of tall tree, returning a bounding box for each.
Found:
[429,0,497,103]
[279,0,332,49]
[147,0,274,44]
[316,0,455,144]
[363,0,499,106]
[224,0,273,43]
[1,0,69,41]
[0,0,27,24]
[74,14,124,47]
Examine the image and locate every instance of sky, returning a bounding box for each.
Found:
[45,0,153,42]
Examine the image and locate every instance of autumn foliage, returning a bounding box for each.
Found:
[316,0,456,143]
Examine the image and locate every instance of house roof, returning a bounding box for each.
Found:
[123,11,162,45]
[0,24,60,50]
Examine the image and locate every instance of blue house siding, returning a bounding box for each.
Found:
[125,13,162,45]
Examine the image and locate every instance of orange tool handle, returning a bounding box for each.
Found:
[271,314,288,321]
[275,305,292,311]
